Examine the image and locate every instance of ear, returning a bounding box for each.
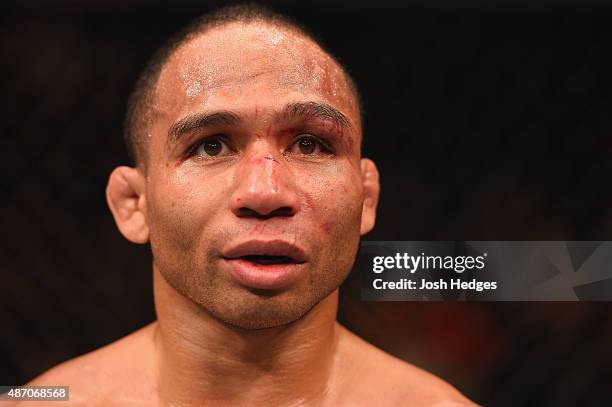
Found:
[360,158,380,235]
[106,166,149,244]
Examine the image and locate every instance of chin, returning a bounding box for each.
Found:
[204,291,319,330]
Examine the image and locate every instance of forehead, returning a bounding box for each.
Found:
[154,22,359,127]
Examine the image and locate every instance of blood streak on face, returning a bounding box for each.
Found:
[144,22,366,329]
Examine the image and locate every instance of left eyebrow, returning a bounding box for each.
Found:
[277,101,352,133]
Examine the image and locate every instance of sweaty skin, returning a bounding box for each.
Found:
[22,22,476,406]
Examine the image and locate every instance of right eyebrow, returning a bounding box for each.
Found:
[167,111,241,145]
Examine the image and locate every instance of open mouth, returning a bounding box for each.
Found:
[222,240,307,263]
[221,240,307,289]
[240,255,295,265]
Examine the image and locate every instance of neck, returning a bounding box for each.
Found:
[151,267,341,406]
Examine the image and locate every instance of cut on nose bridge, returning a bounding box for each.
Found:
[264,153,279,164]
[236,139,288,185]
[246,152,280,166]
[241,151,283,188]
[243,142,281,166]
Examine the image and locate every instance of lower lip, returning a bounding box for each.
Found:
[221,258,306,290]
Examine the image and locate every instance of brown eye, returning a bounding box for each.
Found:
[194,136,230,158]
[298,138,316,154]
[289,134,331,156]
[203,139,222,155]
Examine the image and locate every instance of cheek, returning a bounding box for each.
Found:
[298,166,363,235]
[146,168,227,253]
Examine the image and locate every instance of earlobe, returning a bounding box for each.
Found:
[360,158,380,235]
[106,166,149,244]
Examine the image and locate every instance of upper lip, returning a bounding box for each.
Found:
[222,240,308,263]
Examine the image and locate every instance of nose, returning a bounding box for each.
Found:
[230,150,298,218]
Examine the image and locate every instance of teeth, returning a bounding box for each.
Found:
[242,255,293,264]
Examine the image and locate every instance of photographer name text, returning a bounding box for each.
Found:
[371,253,498,292]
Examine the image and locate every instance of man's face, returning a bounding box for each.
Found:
[143,22,369,329]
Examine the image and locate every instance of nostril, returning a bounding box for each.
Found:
[272,206,294,217]
[236,206,294,218]
[236,207,258,218]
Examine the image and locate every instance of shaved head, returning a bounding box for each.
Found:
[124,4,361,167]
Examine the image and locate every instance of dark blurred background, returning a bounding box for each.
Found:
[1,1,611,406]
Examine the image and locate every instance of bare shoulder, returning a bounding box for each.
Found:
[336,325,479,407]
[25,323,158,406]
